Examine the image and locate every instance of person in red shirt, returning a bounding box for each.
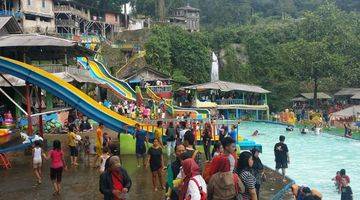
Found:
[100,156,132,200]
[339,169,350,193]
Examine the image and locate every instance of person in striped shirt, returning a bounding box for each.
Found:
[236,151,257,200]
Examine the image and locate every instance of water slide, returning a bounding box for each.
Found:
[0,57,147,134]
[77,57,137,101]
[146,87,174,115]
[145,87,210,118]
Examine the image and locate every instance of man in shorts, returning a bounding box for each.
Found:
[67,125,78,166]
[274,135,289,181]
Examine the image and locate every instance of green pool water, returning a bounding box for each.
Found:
[239,122,359,199]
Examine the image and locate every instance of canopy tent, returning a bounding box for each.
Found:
[331,105,360,118]
[179,80,270,93]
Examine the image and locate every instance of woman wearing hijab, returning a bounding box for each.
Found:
[251,149,265,200]
[207,156,245,200]
[180,158,207,200]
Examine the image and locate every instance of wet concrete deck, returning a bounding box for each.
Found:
[0,131,292,200]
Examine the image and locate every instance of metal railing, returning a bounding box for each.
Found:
[147,85,172,93]
[216,98,245,105]
[40,65,90,77]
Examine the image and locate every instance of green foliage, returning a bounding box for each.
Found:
[145,26,211,83]
[130,0,359,27]
[142,2,359,111]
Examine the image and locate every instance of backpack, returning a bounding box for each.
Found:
[189,177,207,200]
[167,127,176,141]
[233,173,244,200]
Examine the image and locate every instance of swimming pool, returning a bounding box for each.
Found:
[238,122,359,199]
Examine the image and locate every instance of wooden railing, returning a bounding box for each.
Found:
[54,5,89,20]
[55,19,76,27]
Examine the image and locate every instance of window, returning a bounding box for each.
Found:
[27,0,31,5]
[25,14,36,21]
[42,0,45,8]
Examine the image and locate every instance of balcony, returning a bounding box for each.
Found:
[54,5,89,20]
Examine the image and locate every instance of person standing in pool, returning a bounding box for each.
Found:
[274,135,289,181]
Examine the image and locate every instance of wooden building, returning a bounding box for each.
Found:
[169,4,200,32]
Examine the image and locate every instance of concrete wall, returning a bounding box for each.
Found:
[21,0,54,17]
[21,0,55,33]
[22,18,55,33]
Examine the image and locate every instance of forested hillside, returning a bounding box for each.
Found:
[130,0,360,27]
[142,2,360,110]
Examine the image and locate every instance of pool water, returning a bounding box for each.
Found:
[238,122,359,199]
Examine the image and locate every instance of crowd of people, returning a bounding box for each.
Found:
[29,117,357,200]
[95,118,274,200]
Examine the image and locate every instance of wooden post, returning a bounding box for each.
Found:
[38,87,44,137]
[26,82,33,135]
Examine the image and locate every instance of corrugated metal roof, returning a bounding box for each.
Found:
[331,105,360,117]
[351,93,360,100]
[0,16,22,34]
[179,80,270,94]
[0,34,77,47]
[334,88,360,96]
[299,92,331,99]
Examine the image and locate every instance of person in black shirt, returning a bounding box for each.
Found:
[274,135,289,181]
[341,177,353,200]
[201,123,212,161]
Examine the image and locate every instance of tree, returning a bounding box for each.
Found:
[281,39,344,109]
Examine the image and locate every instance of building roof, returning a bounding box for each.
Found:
[124,66,171,81]
[0,34,76,47]
[176,5,200,11]
[331,105,360,118]
[298,92,332,100]
[291,97,307,102]
[351,93,360,100]
[0,16,23,34]
[179,80,270,93]
[0,34,93,55]
[334,88,360,96]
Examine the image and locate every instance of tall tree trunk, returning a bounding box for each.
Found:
[313,76,318,111]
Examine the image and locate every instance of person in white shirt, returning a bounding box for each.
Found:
[32,140,43,184]
[180,158,207,200]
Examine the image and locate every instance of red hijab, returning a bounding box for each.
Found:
[180,158,200,200]
[216,155,231,173]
